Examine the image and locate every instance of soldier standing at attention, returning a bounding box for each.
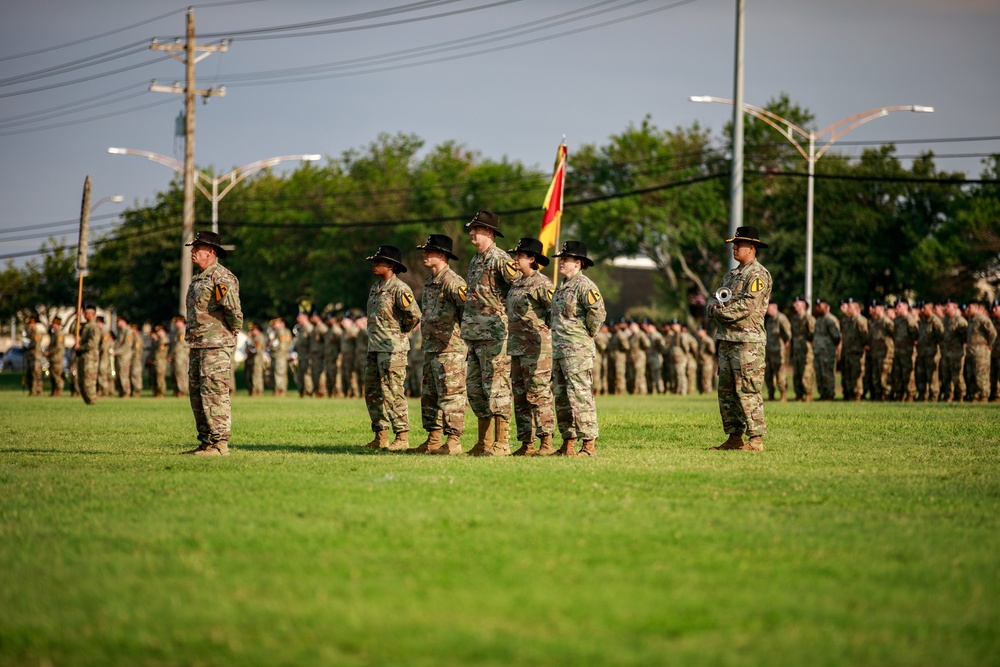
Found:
[46,317,66,397]
[75,304,101,405]
[24,315,44,396]
[914,300,944,401]
[840,298,868,401]
[324,313,343,398]
[129,323,144,397]
[813,298,841,401]
[665,319,688,395]
[309,311,328,397]
[270,318,292,396]
[764,301,792,402]
[627,319,650,395]
[867,301,895,402]
[789,296,815,401]
[461,211,518,456]
[965,301,997,402]
[890,299,919,401]
[339,313,358,398]
[150,325,169,397]
[939,299,967,402]
[362,245,421,451]
[183,231,243,456]
[113,315,134,398]
[609,320,630,395]
[246,321,266,396]
[408,234,468,456]
[294,311,313,397]
[505,237,555,456]
[643,320,665,394]
[96,316,113,397]
[549,241,606,457]
[169,316,189,397]
[695,325,716,394]
[593,324,610,395]
[707,227,772,452]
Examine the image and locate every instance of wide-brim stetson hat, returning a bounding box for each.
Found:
[465,210,504,238]
[185,230,228,258]
[553,240,594,268]
[366,245,407,273]
[416,234,459,261]
[509,237,550,267]
[725,225,768,249]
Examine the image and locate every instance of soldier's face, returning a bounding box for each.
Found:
[732,241,755,265]
[767,303,777,317]
[558,256,581,277]
[422,249,446,269]
[514,252,535,274]
[191,245,215,270]
[372,259,393,279]
[468,226,493,251]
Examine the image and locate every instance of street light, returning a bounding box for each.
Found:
[107,147,322,314]
[689,96,933,303]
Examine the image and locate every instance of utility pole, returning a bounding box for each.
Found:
[728,0,745,270]
[150,7,227,315]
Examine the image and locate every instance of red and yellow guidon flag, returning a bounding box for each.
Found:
[538,142,567,256]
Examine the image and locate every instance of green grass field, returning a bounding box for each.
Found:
[1,379,998,666]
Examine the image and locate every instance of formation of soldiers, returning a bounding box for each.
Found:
[770,296,1000,403]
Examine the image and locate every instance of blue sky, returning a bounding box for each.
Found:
[2,0,998,263]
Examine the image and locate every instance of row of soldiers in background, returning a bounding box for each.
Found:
[21,313,190,399]
[589,318,718,396]
[767,296,1000,403]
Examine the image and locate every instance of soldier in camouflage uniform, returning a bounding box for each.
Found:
[840,298,868,401]
[183,231,243,456]
[695,325,716,394]
[866,301,894,401]
[461,211,518,456]
[406,324,424,398]
[406,235,467,456]
[683,324,699,394]
[113,315,134,398]
[966,301,997,402]
[890,300,919,401]
[324,313,343,398]
[593,324,610,395]
[46,316,66,396]
[609,320,630,395]
[549,241,606,457]
[23,316,44,396]
[790,296,815,401]
[664,319,689,395]
[505,238,556,456]
[626,320,650,395]
[914,301,944,401]
[339,314,359,398]
[150,325,169,397]
[813,299,841,401]
[170,316,189,397]
[707,227,772,452]
[270,318,292,396]
[75,304,101,405]
[362,245,421,451]
[96,316,113,397]
[245,321,266,396]
[129,323,144,397]
[764,301,791,401]
[294,311,313,397]
[643,320,665,394]
[939,299,967,402]
[309,312,328,397]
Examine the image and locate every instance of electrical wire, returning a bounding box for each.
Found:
[0,97,177,137]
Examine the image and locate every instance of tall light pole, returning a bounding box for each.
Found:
[107,148,321,313]
[689,96,933,303]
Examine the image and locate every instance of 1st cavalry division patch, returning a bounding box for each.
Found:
[504,261,518,278]
[458,286,467,302]
[215,284,229,301]
[587,289,602,305]
[401,292,414,307]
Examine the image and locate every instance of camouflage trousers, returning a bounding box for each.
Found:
[717,340,766,438]
[421,351,467,435]
[49,361,64,396]
[296,357,313,396]
[272,354,288,393]
[630,357,647,395]
[914,352,939,400]
[687,357,698,396]
[172,359,188,396]
[868,350,893,400]
[130,358,143,397]
[364,351,409,433]
[311,358,326,397]
[966,344,991,401]
[938,350,965,400]
[792,349,814,399]
[593,354,606,395]
[466,338,512,419]
[841,351,865,400]
[152,362,168,397]
[325,358,341,397]
[27,355,44,396]
[246,357,264,395]
[669,358,687,395]
[764,350,785,399]
[189,347,233,447]
[890,348,916,400]
[611,353,627,395]
[115,354,132,397]
[98,356,112,396]
[553,354,598,441]
[698,357,715,394]
[511,353,555,442]
[78,350,99,405]
[647,361,664,394]
[340,354,357,398]
[813,348,837,400]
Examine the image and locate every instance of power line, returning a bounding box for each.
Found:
[0,42,151,88]
[0,212,120,236]
[0,97,177,137]
[0,54,170,99]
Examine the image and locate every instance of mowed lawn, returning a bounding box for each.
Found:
[1,382,998,667]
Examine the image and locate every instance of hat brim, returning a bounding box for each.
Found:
[725,235,768,249]
[185,240,228,258]
[416,243,459,261]
[465,221,504,238]
[508,249,550,267]
[366,254,407,273]
[552,251,594,268]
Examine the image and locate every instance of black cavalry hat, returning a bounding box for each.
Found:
[508,237,550,267]
[465,210,504,238]
[185,230,228,258]
[553,240,594,268]
[366,245,407,274]
[725,226,769,249]
[416,234,459,261]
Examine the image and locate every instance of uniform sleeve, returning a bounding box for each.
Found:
[217,272,243,333]
[579,281,606,338]
[986,319,998,347]
[494,250,519,290]
[532,279,554,310]
[446,275,467,319]
[780,316,792,343]
[396,287,421,334]
[712,268,771,324]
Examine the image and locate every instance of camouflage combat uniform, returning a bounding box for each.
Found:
[593,327,610,395]
[151,332,168,397]
[365,274,421,434]
[707,259,772,438]
[246,328,266,396]
[270,325,292,395]
[645,327,665,394]
[97,324,113,397]
[339,321,358,398]
[890,312,919,401]
[294,321,313,396]
[915,312,943,401]
[609,326,630,395]
[310,320,328,397]
[324,321,342,397]
[113,325,134,398]
[813,312,841,401]
[764,310,791,400]
[867,313,894,401]
[665,328,688,395]
[966,312,997,401]
[627,326,650,395]
[186,259,243,453]
[406,326,424,398]
[77,319,101,405]
[507,270,555,444]
[461,242,517,419]
[170,325,189,397]
[696,331,716,394]
[129,327,144,397]
[790,310,815,400]
[420,266,468,437]
[24,322,44,396]
[683,328,699,394]
[939,312,967,401]
[841,311,868,400]
[551,273,606,442]
[46,325,66,396]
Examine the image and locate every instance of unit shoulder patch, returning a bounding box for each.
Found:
[401,291,414,307]
[504,261,518,279]
[587,289,602,305]
[215,284,229,301]
[457,286,467,302]
[749,277,766,294]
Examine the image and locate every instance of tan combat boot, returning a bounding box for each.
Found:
[554,438,578,457]
[578,439,597,457]
[194,442,228,456]
[386,431,410,451]
[710,433,744,450]
[466,418,492,456]
[406,429,442,455]
[511,440,536,456]
[430,434,464,456]
[741,436,764,451]
[364,430,390,450]
[482,416,511,456]
[533,434,555,456]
